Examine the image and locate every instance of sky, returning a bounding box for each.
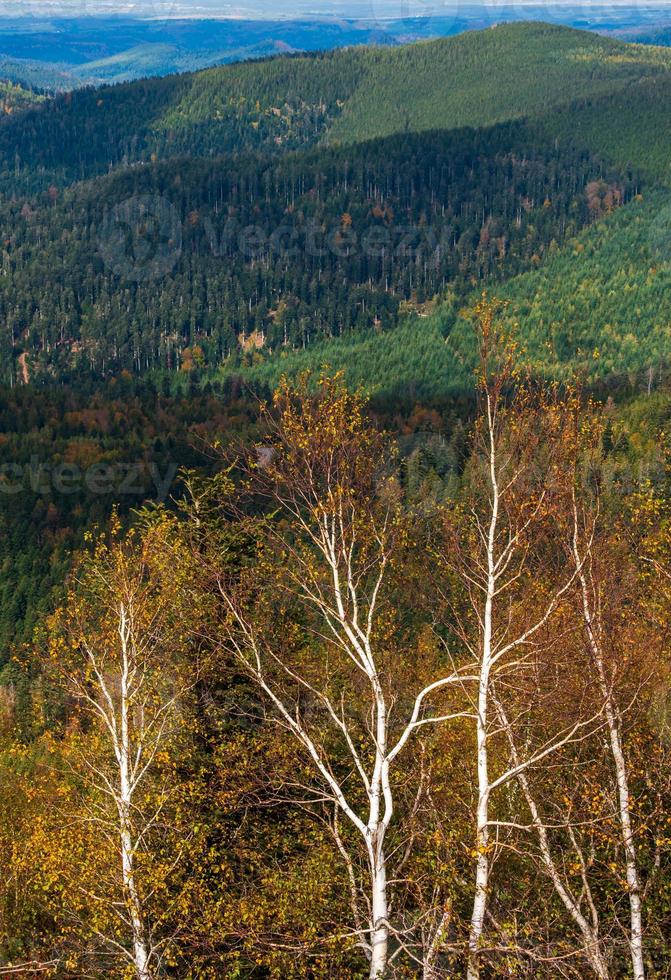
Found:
[2,0,671,16]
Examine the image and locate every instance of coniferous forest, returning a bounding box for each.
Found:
[1,17,671,979]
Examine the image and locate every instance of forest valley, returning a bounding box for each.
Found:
[0,305,669,978]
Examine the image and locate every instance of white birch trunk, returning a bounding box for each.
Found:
[367,684,391,978]
[575,558,645,980]
[495,698,610,979]
[118,606,153,980]
[119,806,152,980]
[369,846,389,979]
[467,648,491,980]
[467,395,497,980]
[525,780,610,979]
[606,708,645,980]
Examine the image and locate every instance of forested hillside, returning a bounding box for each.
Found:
[610,21,671,46]
[324,23,671,143]
[0,20,669,626]
[539,73,671,181]
[2,22,671,194]
[0,57,83,93]
[0,78,43,114]
[0,122,627,384]
[234,192,671,399]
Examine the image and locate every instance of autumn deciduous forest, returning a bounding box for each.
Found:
[0,306,667,979]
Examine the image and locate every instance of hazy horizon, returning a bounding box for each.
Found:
[2,0,671,20]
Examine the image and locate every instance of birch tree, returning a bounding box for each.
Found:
[463,406,613,978]
[570,497,646,979]
[48,513,197,980]
[492,692,612,978]
[439,303,602,979]
[490,489,655,978]
[209,375,477,978]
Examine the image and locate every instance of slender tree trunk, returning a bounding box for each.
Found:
[576,566,645,980]
[525,783,610,979]
[119,807,152,980]
[118,608,153,980]
[368,688,390,979]
[467,668,490,980]
[467,408,497,980]
[369,845,389,979]
[495,698,610,979]
[604,697,645,980]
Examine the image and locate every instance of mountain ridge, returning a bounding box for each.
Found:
[3,21,671,195]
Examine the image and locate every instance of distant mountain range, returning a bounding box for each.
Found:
[1,5,671,90]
